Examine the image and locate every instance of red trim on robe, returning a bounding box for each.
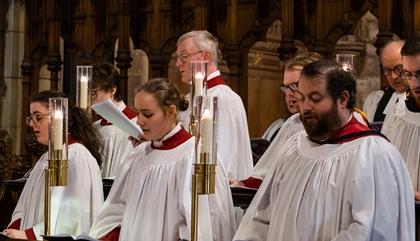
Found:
[7,219,21,229]
[100,106,138,126]
[241,177,263,189]
[322,115,374,144]
[207,75,226,89]
[99,227,121,241]
[24,228,36,240]
[151,128,192,150]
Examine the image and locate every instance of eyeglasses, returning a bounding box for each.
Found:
[91,88,103,98]
[280,83,298,93]
[25,113,49,126]
[400,69,420,81]
[383,65,403,76]
[175,51,203,62]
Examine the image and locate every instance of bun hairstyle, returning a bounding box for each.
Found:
[135,78,189,112]
[29,90,103,166]
[92,62,122,101]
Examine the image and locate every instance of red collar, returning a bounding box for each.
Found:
[100,106,138,126]
[151,127,192,150]
[207,75,226,89]
[314,115,385,144]
[68,134,79,145]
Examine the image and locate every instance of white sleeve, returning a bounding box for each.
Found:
[89,149,137,239]
[363,90,384,123]
[331,139,415,241]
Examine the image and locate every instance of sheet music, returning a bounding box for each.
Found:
[91,99,143,140]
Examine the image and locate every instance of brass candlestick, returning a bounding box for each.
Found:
[191,96,217,241]
[44,98,69,238]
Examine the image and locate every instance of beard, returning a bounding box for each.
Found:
[300,103,341,141]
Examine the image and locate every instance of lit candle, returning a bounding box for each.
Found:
[200,109,213,153]
[80,76,88,109]
[194,72,204,96]
[53,110,63,150]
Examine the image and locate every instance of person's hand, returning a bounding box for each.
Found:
[229,178,245,187]
[415,191,420,201]
[3,229,27,239]
[128,136,147,148]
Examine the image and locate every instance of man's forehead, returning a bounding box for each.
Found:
[402,54,420,71]
[298,75,327,92]
[177,37,197,52]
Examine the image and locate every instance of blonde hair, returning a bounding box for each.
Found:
[285,52,323,71]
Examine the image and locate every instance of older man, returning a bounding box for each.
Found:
[175,30,252,180]
[382,35,420,200]
[363,40,409,127]
[234,59,414,241]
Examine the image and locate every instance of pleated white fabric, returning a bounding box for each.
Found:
[261,118,284,141]
[10,143,104,240]
[89,125,236,241]
[93,102,136,178]
[234,131,415,241]
[250,113,303,180]
[382,102,420,191]
[179,71,253,180]
[363,90,384,122]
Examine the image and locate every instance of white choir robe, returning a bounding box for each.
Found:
[363,90,406,122]
[93,101,136,178]
[382,102,420,191]
[179,71,253,180]
[10,143,104,240]
[234,131,415,241]
[250,113,303,180]
[363,90,383,122]
[261,118,284,141]
[89,125,236,241]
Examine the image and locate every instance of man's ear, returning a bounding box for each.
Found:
[203,51,212,62]
[339,90,350,108]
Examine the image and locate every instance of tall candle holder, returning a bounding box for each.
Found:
[45,97,68,237]
[76,65,92,110]
[188,61,208,136]
[336,53,355,73]
[191,95,217,241]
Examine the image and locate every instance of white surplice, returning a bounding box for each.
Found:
[363,90,384,122]
[250,113,303,180]
[234,131,414,241]
[89,124,236,241]
[93,101,136,178]
[363,90,406,123]
[382,101,420,191]
[261,118,284,141]
[10,143,104,240]
[179,71,253,180]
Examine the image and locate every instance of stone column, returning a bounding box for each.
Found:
[1,0,25,154]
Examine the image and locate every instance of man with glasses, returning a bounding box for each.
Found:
[234,59,414,241]
[175,30,253,180]
[363,40,409,129]
[230,52,321,189]
[382,35,420,200]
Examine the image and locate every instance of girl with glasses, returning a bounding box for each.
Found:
[4,91,104,240]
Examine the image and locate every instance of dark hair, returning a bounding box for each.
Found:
[135,78,189,112]
[301,59,357,109]
[29,90,103,166]
[401,34,420,56]
[92,62,122,101]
